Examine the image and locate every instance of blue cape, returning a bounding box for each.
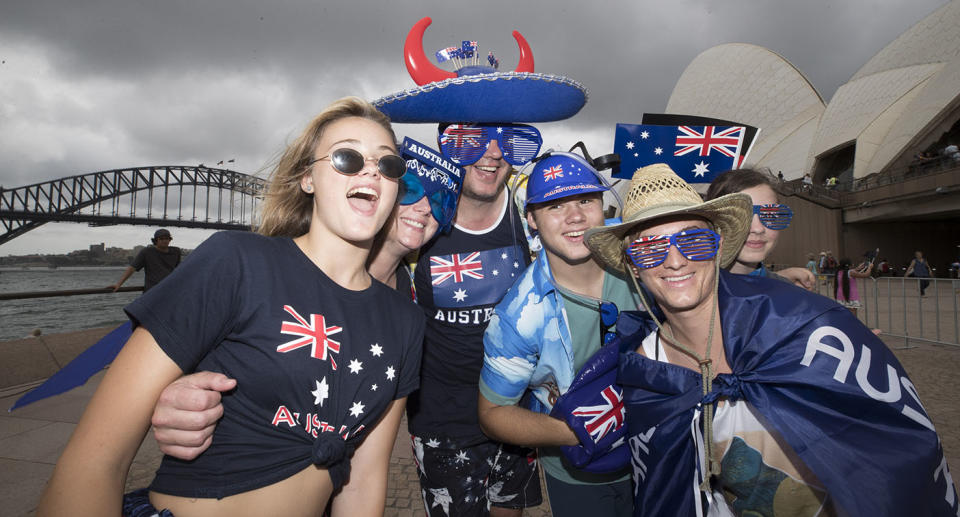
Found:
[612,271,957,516]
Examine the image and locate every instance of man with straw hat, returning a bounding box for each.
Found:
[568,163,956,516]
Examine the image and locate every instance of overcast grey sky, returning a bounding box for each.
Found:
[0,0,949,255]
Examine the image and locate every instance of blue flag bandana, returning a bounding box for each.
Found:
[400,137,464,232]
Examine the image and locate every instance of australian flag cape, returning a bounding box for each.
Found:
[606,271,957,516]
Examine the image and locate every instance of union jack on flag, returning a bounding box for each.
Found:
[461,40,478,58]
[674,126,744,159]
[435,47,453,63]
[430,252,484,286]
[543,165,564,181]
[276,305,342,369]
[571,385,625,443]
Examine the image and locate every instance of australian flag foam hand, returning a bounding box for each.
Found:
[550,342,630,473]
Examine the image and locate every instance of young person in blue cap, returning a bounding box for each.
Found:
[477,152,636,517]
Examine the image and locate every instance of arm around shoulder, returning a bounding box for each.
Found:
[38,327,183,516]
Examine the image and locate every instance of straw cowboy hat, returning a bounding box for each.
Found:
[584,163,752,272]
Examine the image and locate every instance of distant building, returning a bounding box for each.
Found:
[662,0,960,271]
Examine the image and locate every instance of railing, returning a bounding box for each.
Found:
[777,161,959,203]
[0,286,143,301]
[851,158,958,191]
[812,274,960,348]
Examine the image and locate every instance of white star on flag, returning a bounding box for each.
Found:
[370,343,383,357]
[311,377,329,406]
[371,383,378,391]
[453,288,468,302]
[693,161,710,177]
[427,438,440,448]
[640,131,650,139]
[348,359,363,374]
[654,147,663,155]
[349,401,365,417]
[625,141,635,150]
[513,261,519,268]
[386,366,396,380]
[496,127,503,134]
[501,252,508,259]
[492,269,499,276]
[429,488,452,515]
[455,450,469,463]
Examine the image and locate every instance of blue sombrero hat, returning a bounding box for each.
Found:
[373,17,588,124]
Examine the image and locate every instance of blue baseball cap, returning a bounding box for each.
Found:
[525,152,609,208]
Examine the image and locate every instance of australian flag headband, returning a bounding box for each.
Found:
[400,137,463,196]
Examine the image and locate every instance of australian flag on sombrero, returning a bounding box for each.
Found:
[613,115,759,183]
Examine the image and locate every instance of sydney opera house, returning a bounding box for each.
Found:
[665,0,960,273]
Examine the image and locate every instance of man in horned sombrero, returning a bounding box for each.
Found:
[375,18,589,517]
[560,163,958,516]
[144,17,590,517]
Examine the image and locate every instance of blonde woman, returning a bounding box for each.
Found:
[39,97,425,516]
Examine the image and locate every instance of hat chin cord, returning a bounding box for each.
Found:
[624,236,722,491]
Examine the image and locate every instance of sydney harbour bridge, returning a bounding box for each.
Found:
[0,166,267,246]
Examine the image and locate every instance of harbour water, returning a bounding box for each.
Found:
[0,267,144,341]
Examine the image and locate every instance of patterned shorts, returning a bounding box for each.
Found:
[411,434,542,517]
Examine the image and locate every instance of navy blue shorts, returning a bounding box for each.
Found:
[411,434,542,516]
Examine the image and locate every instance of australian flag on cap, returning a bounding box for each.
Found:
[401,137,463,196]
[525,152,608,207]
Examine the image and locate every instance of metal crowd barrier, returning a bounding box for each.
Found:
[811,274,960,348]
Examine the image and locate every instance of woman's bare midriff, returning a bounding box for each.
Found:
[149,463,335,517]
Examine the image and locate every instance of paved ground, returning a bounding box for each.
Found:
[2,329,957,516]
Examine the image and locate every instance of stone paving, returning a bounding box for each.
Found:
[2,328,957,516]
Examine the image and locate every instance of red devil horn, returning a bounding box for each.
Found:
[404,17,457,86]
[512,30,535,73]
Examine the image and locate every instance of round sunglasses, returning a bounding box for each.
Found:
[399,173,458,232]
[626,228,721,269]
[307,148,406,179]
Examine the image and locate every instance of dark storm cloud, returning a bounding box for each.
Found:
[0,0,951,254]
